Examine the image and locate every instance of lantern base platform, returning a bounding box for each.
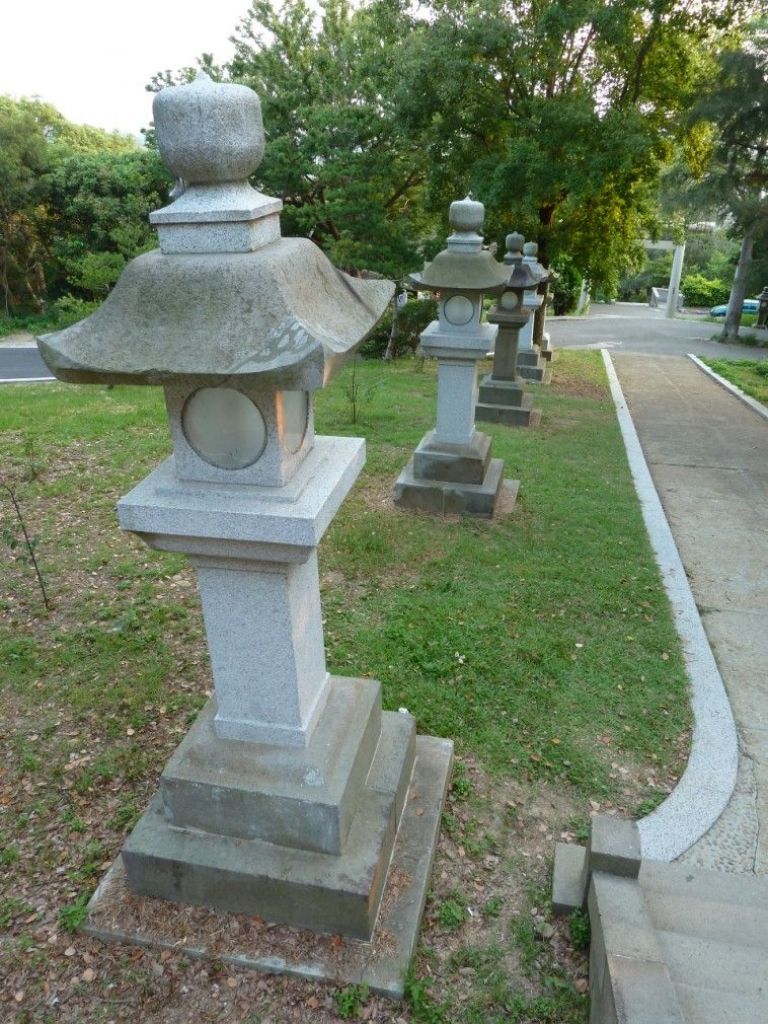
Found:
[160,678,384,855]
[475,375,541,428]
[394,456,514,517]
[120,704,433,941]
[516,351,551,383]
[83,733,453,997]
[412,429,491,485]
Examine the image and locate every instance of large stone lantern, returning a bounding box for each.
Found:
[475,231,541,427]
[37,73,452,982]
[394,197,512,516]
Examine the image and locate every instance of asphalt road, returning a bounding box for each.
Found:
[548,302,768,360]
[0,345,54,382]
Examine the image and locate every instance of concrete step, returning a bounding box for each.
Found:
[654,930,768,998]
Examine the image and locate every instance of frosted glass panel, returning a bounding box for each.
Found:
[182,388,267,469]
[281,391,308,453]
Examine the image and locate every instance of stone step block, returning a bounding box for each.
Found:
[475,401,541,428]
[412,430,491,485]
[160,677,381,854]
[394,457,510,517]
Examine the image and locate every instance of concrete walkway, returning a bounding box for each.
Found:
[613,353,768,874]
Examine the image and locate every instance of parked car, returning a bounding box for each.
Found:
[709,298,759,317]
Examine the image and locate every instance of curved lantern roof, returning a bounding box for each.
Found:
[407,196,510,295]
[37,73,393,390]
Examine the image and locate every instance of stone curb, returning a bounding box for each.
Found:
[601,350,738,861]
[688,353,768,424]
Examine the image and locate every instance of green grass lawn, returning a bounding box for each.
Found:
[700,358,768,406]
[0,350,691,1023]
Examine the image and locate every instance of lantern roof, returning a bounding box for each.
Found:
[407,197,509,294]
[37,73,392,390]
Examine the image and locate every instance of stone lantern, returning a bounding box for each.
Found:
[516,240,552,383]
[475,231,541,427]
[37,73,452,981]
[393,196,512,516]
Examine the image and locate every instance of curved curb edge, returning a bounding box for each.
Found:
[688,353,768,423]
[601,350,738,861]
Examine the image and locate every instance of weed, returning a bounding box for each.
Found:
[0,843,20,865]
[435,895,468,931]
[403,970,446,1024]
[0,479,51,610]
[481,895,504,919]
[450,761,473,799]
[569,909,591,950]
[59,892,91,933]
[0,897,34,928]
[335,982,370,1019]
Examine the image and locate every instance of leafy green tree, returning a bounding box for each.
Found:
[224,0,436,278]
[684,20,768,339]
[0,95,161,315]
[387,0,755,292]
[44,149,170,300]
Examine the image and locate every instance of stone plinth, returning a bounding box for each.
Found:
[122,690,426,939]
[475,293,540,429]
[516,347,552,383]
[394,325,511,517]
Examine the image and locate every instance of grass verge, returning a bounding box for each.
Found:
[0,350,690,1022]
[700,358,768,406]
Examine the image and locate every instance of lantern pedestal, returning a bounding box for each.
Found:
[475,297,541,428]
[476,377,541,427]
[112,436,453,940]
[394,324,511,517]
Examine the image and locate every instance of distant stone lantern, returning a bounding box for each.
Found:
[38,72,452,986]
[475,231,541,428]
[394,196,513,516]
[516,239,552,382]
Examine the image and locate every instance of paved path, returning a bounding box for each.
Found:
[613,353,768,873]
[549,302,768,360]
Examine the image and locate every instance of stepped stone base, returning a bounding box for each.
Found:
[122,696,419,940]
[412,430,492,484]
[84,734,454,997]
[475,375,541,427]
[394,456,513,517]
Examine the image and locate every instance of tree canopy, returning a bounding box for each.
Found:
[676,18,767,336]
[0,96,169,316]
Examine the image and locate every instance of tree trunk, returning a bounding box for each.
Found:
[721,229,754,342]
[383,293,399,361]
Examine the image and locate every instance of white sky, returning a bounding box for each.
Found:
[2,1,256,138]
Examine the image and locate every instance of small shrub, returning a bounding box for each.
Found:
[335,982,369,1019]
[59,892,91,933]
[436,896,468,931]
[680,273,729,308]
[359,297,437,359]
[569,908,591,950]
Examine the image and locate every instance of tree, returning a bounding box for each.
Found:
[390,0,756,293]
[224,0,436,279]
[685,20,768,340]
[45,149,170,300]
[0,95,169,315]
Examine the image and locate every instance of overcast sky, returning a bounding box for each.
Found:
[3,2,256,137]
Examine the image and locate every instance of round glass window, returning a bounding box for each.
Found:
[443,294,475,326]
[280,391,309,454]
[182,388,267,470]
[500,291,520,311]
